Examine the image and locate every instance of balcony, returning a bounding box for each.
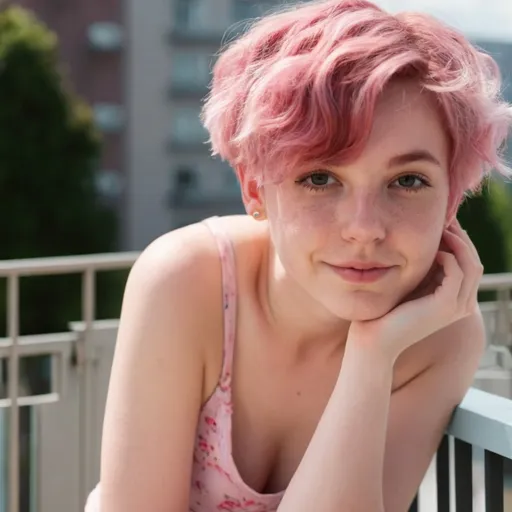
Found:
[0,254,511,512]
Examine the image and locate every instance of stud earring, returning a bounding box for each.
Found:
[252,211,261,219]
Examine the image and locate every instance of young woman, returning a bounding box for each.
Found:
[87,1,512,511]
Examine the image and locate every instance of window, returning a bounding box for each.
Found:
[168,166,203,208]
[171,106,207,145]
[171,51,213,90]
[87,22,124,51]
[174,0,211,32]
[174,167,200,197]
[232,0,280,22]
[95,170,124,199]
[93,104,125,133]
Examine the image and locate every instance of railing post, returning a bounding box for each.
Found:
[437,435,450,512]
[78,268,96,510]
[496,289,512,347]
[485,450,504,512]
[454,439,473,511]
[7,275,20,512]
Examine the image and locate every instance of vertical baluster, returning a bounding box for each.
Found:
[485,450,504,512]
[437,435,450,512]
[7,274,20,512]
[78,268,96,509]
[495,289,511,347]
[454,439,472,511]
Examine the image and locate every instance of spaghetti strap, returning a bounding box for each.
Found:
[202,217,237,388]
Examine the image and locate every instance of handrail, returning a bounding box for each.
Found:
[0,252,139,276]
[479,273,512,291]
[447,387,512,458]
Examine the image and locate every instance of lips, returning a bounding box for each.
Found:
[326,262,395,283]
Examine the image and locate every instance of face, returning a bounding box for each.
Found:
[244,80,451,321]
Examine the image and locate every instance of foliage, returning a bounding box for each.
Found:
[458,177,512,302]
[458,179,511,274]
[0,6,124,337]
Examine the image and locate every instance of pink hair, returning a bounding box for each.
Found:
[201,0,512,214]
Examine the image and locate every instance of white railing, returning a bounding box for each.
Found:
[0,253,137,512]
[0,254,510,512]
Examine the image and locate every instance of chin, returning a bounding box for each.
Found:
[325,294,399,322]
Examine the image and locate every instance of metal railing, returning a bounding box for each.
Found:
[0,254,510,512]
[0,253,137,512]
[410,388,512,512]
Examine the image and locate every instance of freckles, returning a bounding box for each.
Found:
[305,201,337,224]
[386,202,407,225]
[390,195,445,229]
[286,197,337,230]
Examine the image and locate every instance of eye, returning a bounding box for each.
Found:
[297,172,338,191]
[392,173,430,192]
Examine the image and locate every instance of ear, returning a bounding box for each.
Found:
[236,164,266,218]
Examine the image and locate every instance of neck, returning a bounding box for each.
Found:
[257,242,351,354]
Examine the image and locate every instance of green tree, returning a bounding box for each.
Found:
[0,5,123,337]
[487,181,512,270]
[458,179,510,275]
[458,177,512,306]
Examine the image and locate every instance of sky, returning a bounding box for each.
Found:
[375,0,512,42]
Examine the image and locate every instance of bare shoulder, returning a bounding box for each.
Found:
[432,308,486,365]
[99,220,229,510]
[131,215,265,282]
[125,214,266,328]
[130,221,221,294]
[121,220,235,360]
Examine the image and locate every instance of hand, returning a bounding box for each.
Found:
[347,220,483,364]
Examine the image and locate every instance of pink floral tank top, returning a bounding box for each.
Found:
[85,217,284,512]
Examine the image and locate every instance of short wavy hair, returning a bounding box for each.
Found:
[202,0,512,214]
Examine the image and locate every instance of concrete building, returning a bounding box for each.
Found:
[125,0,281,249]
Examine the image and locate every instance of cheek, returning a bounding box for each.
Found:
[392,200,446,280]
[267,188,338,243]
[385,186,448,233]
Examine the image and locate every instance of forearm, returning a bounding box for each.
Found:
[278,342,394,512]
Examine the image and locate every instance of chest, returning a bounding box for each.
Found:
[229,333,343,494]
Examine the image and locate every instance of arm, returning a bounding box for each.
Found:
[277,312,485,512]
[99,226,220,512]
[383,312,485,511]
[277,334,393,512]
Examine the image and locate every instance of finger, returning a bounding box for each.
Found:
[443,230,482,311]
[446,223,483,303]
[448,222,480,261]
[468,271,482,315]
[467,245,483,313]
[451,224,483,311]
[434,250,463,308]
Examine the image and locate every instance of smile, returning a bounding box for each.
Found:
[326,264,395,284]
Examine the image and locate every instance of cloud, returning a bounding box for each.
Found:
[375,0,512,41]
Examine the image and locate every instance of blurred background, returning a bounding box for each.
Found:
[0,0,510,511]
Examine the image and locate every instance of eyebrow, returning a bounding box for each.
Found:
[387,150,442,169]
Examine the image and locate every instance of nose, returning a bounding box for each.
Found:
[339,193,386,244]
